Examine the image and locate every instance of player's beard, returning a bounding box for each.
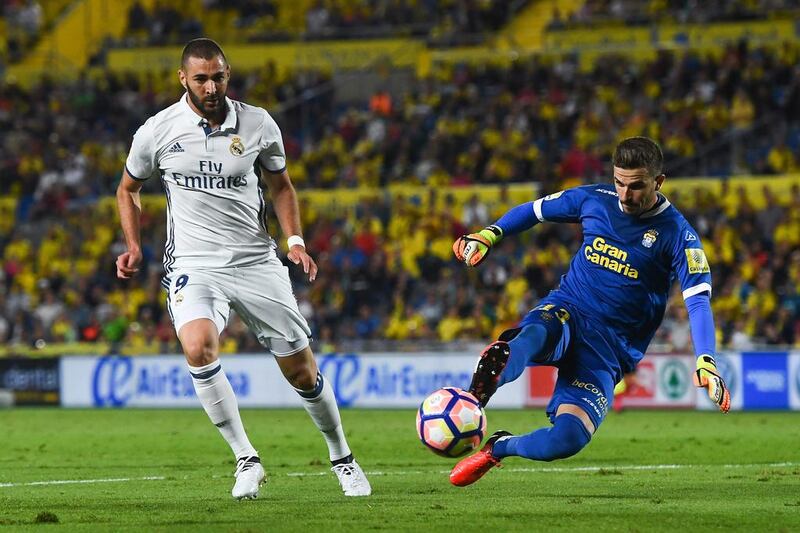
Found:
[621,201,643,215]
[187,86,226,123]
[622,194,656,216]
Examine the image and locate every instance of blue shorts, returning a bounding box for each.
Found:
[518,293,629,431]
[541,361,615,431]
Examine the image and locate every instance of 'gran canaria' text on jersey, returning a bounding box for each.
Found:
[583,236,638,279]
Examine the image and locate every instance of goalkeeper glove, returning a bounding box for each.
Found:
[693,355,731,413]
[452,225,503,267]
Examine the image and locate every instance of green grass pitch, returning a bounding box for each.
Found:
[1,408,799,531]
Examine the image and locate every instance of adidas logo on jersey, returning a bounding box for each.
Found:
[685,231,697,241]
[167,142,185,153]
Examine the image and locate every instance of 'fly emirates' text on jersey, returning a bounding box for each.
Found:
[125,95,285,282]
[532,184,712,359]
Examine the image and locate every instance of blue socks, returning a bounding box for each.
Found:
[492,413,592,461]
[498,323,554,387]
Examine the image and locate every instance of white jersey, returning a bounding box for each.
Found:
[125,95,286,284]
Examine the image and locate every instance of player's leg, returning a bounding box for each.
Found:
[470,303,572,406]
[273,346,352,464]
[487,366,607,464]
[179,319,258,460]
[168,271,263,499]
[489,403,593,461]
[450,404,593,487]
[273,346,370,496]
[451,365,613,487]
[233,261,370,496]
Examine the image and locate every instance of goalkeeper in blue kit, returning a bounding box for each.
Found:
[449,137,730,487]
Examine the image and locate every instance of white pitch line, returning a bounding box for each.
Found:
[0,476,165,488]
[4,462,797,487]
[287,461,800,478]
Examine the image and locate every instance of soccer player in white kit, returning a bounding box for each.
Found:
[115,38,371,499]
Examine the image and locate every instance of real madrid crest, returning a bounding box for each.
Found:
[229,136,244,156]
[642,229,658,248]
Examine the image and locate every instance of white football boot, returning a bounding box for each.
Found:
[331,459,372,496]
[232,456,266,500]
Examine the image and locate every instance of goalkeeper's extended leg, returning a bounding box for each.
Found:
[450,407,593,487]
[468,341,511,407]
[491,412,592,461]
[469,306,570,406]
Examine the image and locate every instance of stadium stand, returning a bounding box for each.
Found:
[548,0,800,30]
[0,171,797,355]
[0,2,798,356]
[2,0,74,64]
[4,40,797,199]
[117,0,529,46]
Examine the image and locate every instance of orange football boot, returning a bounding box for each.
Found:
[449,430,512,487]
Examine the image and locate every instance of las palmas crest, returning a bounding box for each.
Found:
[642,229,658,248]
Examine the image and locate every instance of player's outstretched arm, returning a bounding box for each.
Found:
[453,199,545,267]
[685,293,730,413]
[115,169,144,279]
[261,169,317,282]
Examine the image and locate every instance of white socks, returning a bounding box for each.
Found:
[296,372,351,462]
[190,362,349,463]
[189,360,257,460]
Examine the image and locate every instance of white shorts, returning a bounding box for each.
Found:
[164,259,311,356]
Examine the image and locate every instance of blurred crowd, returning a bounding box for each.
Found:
[0,178,798,356]
[124,0,204,47]
[286,40,800,188]
[0,63,332,201]
[3,41,799,211]
[299,0,519,45]
[1,37,799,355]
[549,0,800,29]
[119,0,524,46]
[299,181,800,353]
[2,0,43,64]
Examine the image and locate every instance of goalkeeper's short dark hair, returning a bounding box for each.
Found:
[612,137,664,178]
[181,38,227,68]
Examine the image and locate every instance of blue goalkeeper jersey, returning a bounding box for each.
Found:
[531,184,712,360]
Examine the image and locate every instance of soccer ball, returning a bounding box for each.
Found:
[416,387,487,458]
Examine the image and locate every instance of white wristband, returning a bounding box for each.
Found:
[287,235,305,249]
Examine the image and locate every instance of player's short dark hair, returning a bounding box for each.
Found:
[612,137,664,178]
[181,38,227,69]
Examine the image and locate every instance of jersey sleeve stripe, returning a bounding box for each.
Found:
[264,166,286,175]
[125,164,147,181]
[532,198,545,222]
[682,282,712,300]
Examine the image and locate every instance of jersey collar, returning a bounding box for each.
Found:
[617,193,671,218]
[180,94,238,133]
